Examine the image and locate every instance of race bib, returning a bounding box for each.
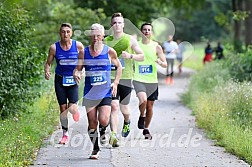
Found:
[111,58,125,70]
[90,73,107,86]
[139,65,153,74]
[63,76,76,86]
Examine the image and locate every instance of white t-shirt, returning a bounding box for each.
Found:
[163,41,178,59]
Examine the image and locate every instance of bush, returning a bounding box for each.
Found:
[0,7,43,118]
[0,83,58,166]
[224,49,252,82]
[183,60,252,164]
[182,61,231,110]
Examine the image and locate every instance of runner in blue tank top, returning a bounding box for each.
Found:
[73,23,122,159]
[44,23,84,145]
[83,45,112,100]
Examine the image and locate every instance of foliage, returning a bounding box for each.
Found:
[232,10,250,21]
[0,7,44,118]
[0,84,58,166]
[74,0,159,27]
[182,60,252,164]
[182,42,205,71]
[223,48,252,82]
[31,0,106,53]
[170,1,231,42]
[188,62,230,94]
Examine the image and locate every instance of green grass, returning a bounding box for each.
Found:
[0,74,86,166]
[0,83,58,166]
[182,61,252,165]
[183,42,205,71]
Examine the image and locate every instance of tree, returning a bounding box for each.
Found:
[74,0,160,27]
[30,0,106,53]
[165,0,251,50]
[170,1,230,42]
[244,0,252,48]
[0,6,44,117]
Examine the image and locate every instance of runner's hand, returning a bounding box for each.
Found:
[73,69,82,85]
[156,59,163,65]
[111,82,118,97]
[121,51,130,59]
[45,71,51,80]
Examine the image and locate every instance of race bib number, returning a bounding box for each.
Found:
[63,76,76,86]
[139,65,153,74]
[111,58,125,70]
[90,73,107,86]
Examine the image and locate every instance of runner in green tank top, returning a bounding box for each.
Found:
[100,12,144,147]
[133,23,167,139]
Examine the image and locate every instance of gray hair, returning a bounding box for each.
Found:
[91,23,105,35]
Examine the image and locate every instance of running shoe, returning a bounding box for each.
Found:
[72,110,80,122]
[121,120,130,137]
[59,135,68,144]
[89,149,100,159]
[170,78,174,85]
[166,76,171,85]
[143,129,152,140]
[109,132,119,147]
[137,116,145,129]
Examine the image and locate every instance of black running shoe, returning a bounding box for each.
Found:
[143,129,152,140]
[138,116,145,129]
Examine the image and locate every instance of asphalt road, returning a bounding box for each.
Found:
[32,68,250,167]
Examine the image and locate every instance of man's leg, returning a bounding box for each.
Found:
[55,76,70,144]
[119,82,132,137]
[170,58,175,84]
[68,103,80,122]
[59,104,69,144]
[86,107,100,159]
[120,104,130,122]
[109,100,120,147]
[166,58,171,84]
[110,100,119,134]
[136,92,147,129]
[145,101,154,129]
[143,84,158,140]
[67,84,80,122]
[99,103,119,147]
[120,104,131,137]
[142,100,154,140]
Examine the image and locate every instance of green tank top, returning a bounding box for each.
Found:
[133,40,158,83]
[104,33,134,79]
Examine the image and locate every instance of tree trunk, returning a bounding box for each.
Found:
[245,0,252,48]
[232,0,243,52]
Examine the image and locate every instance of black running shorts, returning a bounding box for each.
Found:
[54,74,79,105]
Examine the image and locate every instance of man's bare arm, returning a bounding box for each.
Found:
[44,44,56,80]
[121,36,144,61]
[156,44,167,68]
[109,47,122,97]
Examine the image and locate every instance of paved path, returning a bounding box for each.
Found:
[32,68,250,167]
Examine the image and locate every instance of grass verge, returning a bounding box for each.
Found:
[0,84,58,166]
[182,42,205,71]
[182,62,252,165]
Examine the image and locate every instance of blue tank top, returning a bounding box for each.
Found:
[55,40,78,76]
[83,45,112,100]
